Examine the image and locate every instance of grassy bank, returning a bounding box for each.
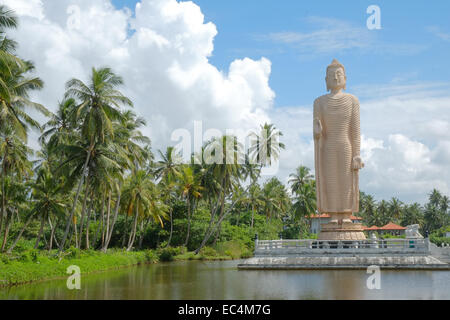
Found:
[0,240,252,287]
[0,248,159,287]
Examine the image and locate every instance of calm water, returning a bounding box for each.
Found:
[1,260,449,299]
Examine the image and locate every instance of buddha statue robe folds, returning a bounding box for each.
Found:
[313,59,365,240]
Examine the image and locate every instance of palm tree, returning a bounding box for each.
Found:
[177,165,203,246]
[121,170,167,251]
[291,181,317,223]
[244,183,264,228]
[429,189,442,207]
[7,171,67,253]
[59,67,132,251]
[1,178,28,251]
[154,146,182,183]
[113,110,150,169]
[241,152,261,184]
[0,126,33,246]
[360,194,377,224]
[158,179,177,247]
[288,165,314,194]
[376,200,390,226]
[261,177,289,221]
[0,5,26,79]
[0,60,49,142]
[249,123,285,167]
[388,197,403,223]
[194,135,243,253]
[401,203,424,227]
[40,98,77,150]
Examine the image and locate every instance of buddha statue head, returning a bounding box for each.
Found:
[326,59,346,92]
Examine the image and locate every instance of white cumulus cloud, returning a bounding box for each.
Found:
[2,0,449,204]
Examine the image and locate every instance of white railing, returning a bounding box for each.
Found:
[255,238,429,253]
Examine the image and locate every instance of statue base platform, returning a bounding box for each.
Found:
[317,213,366,240]
[237,238,450,270]
[237,255,450,270]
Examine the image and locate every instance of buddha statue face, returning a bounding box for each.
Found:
[326,64,346,92]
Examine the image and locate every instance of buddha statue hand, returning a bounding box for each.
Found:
[313,118,322,139]
[352,156,364,170]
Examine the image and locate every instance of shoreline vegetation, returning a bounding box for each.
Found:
[0,243,246,288]
[0,5,449,291]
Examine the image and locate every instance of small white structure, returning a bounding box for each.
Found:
[406,224,423,239]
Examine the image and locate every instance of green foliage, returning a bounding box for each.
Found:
[430,225,450,246]
[430,236,450,247]
[380,233,405,239]
[1,5,450,290]
[157,246,185,262]
[199,246,218,257]
[215,240,251,259]
[0,249,158,287]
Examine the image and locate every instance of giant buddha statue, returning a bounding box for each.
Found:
[313,59,366,240]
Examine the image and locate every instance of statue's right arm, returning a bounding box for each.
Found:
[313,98,322,140]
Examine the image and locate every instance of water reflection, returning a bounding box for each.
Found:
[1,261,449,300]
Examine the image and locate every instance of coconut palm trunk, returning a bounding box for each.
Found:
[59,142,93,252]
[166,209,173,247]
[7,211,36,253]
[77,176,90,248]
[127,205,139,251]
[0,210,11,252]
[183,198,191,247]
[34,214,46,249]
[104,191,112,247]
[0,161,6,241]
[93,191,106,249]
[121,213,129,248]
[251,204,255,228]
[102,188,121,252]
[48,217,58,252]
[84,197,94,249]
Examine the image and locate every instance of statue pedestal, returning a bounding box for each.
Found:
[318,213,366,240]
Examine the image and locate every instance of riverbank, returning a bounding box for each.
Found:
[0,243,249,287]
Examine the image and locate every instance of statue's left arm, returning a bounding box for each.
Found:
[351,96,364,170]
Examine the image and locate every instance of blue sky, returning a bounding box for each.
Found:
[6,0,450,202]
[112,0,450,107]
